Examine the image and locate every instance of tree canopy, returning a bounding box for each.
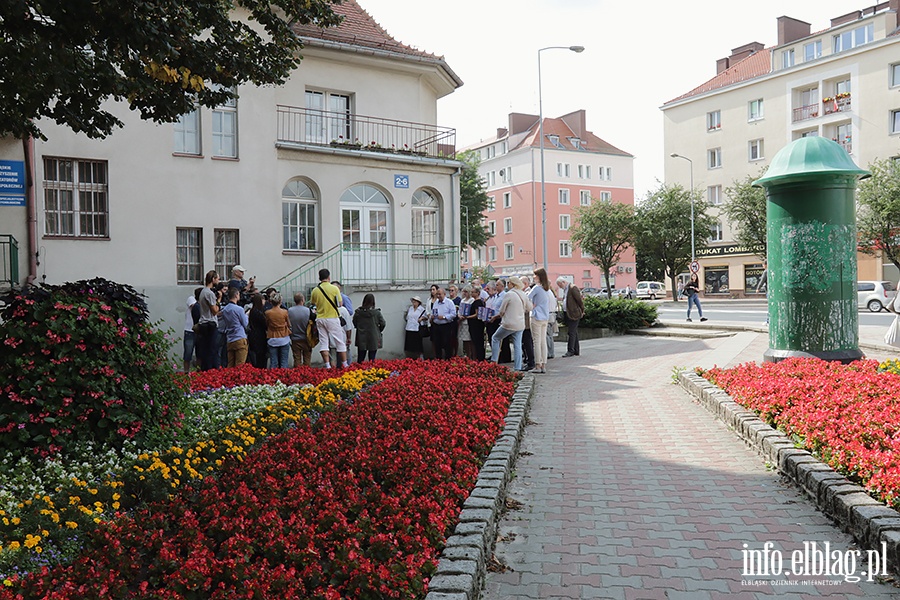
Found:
[857,158,900,272]
[721,169,768,259]
[458,150,492,250]
[0,0,342,140]
[633,183,716,301]
[570,199,635,298]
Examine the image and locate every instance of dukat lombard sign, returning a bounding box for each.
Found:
[696,243,765,259]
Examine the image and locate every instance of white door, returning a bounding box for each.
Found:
[340,184,390,283]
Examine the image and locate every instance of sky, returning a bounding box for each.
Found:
[356,0,869,197]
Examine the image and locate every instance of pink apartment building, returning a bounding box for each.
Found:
[463,110,636,290]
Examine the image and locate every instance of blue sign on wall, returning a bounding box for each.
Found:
[0,160,26,206]
[394,174,409,189]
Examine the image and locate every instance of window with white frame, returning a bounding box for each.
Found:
[504,243,514,260]
[585,165,592,179]
[707,110,721,131]
[559,189,570,204]
[214,229,240,278]
[305,90,350,144]
[503,192,511,208]
[486,171,496,187]
[559,240,572,258]
[489,246,497,262]
[782,49,795,69]
[176,227,203,284]
[892,63,900,87]
[804,40,822,62]
[43,157,109,238]
[891,110,900,135]
[710,221,723,242]
[560,214,571,230]
[605,167,612,180]
[488,220,496,236]
[412,189,440,245]
[282,179,317,251]
[580,190,591,206]
[708,148,722,169]
[833,23,873,53]
[581,249,592,259]
[485,145,496,159]
[487,195,495,211]
[600,191,612,202]
[500,140,508,154]
[503,217,512,234]
[577,164,585,178]
[212,89,238,158]
[749,139,764,161]
[748,98,764,121]
[708,185,722,205]
[500,167,511,184]
[174,107,201,155]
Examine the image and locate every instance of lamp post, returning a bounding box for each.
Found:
[539,45,585,272]
[670,153,696,263]
[462,204,470,267]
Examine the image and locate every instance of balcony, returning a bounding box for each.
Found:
[276,105,456,159]
[832,137,852,154]
[823,93,851,115]
[792,104,820,123]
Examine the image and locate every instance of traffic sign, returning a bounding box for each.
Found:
[690,261,700,273]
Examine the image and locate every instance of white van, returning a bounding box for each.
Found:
[635,281,666,300]
[857,281,896,312]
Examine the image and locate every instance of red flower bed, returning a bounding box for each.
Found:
[3,360,516,599]
[703,358,900,508]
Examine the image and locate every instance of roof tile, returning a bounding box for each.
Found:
[664,49,772,105]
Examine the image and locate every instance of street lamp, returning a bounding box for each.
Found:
[462,204,470,267]
[539,45,585,272]
[670,153,696,263]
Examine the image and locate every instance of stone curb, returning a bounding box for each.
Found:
[678,370,900,575]
[423,373,536,600]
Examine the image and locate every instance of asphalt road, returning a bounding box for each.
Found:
[653,299,897,327]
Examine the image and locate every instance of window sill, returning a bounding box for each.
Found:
[749,157,765,162]
[747,117,764,123]
[172,152,204,158]
[43,235,110,241]
[211,156,240,162]
[282,249,320,256]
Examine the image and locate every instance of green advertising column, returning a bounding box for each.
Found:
[753,137,869,363]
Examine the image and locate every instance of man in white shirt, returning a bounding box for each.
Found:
[430,287,457,359]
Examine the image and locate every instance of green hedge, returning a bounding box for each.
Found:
[566,296,659,333]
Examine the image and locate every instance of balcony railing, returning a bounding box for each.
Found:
[266,242,459,299]
[833,137,853,154]
[792,104,820,122]
[823,94,851,115]
[0,234,19,288]
[276,105,456,159]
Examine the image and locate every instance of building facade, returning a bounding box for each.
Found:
[463,110,636,291]
[0,1,463,357]
[661,1,900,296]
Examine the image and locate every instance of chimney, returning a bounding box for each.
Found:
[496,128,508,139]
[729,42,765,63]
[508,113,538,136]
[777,16,811,45]
[560,110,587,138]
[716,57,730,74]
[831,10,862,27]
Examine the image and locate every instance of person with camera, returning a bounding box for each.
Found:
[197,270,225,371]
[228,265,257,307]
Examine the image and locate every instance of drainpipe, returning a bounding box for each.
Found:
[23,136,37,287]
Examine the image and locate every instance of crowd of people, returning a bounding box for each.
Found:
[182,264,586,373]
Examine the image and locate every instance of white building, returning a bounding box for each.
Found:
[661,1,900,295]
[0,1,463,357]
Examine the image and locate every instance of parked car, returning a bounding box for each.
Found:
[581,287,603,297]
[635,281,666,300]
[857,280,897,312]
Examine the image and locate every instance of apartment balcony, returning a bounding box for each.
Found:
[832,137,853,154]
[792,104,820,123]
[823,94,852,115]
[276,105,456,159]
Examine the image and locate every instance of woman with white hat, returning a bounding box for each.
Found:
[404,296,428,359]
[490,276,532,371]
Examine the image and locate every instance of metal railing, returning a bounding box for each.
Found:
[0,234,19,288]
[266,242,459,299]
[792,104,820,122]
[823,95,851,115]
[276,105,456,159]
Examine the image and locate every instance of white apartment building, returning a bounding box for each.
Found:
[464,110,636,290]
[0,1,463,357]
[662,1,900,296]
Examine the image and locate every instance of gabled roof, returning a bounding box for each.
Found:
[663,49,772,106]
[517,117,633,158]
[292,0,463,88]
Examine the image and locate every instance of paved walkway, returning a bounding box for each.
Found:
[482,330,900,599]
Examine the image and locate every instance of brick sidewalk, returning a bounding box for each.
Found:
[482,334,900,599]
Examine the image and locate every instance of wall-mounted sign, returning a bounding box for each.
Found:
[0,160,25,206]
[394,174,409,189]
[696,243,764,258]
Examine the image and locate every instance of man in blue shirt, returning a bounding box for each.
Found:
[220,287,249,367]
[333,281,353,313]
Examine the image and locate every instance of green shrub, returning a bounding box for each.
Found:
[0,278,188,460]
[577,296,658,333]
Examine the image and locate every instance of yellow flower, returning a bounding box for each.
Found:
[65,521,78,529]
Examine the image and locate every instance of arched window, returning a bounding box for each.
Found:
[411,189,440,245]
[282,179,317,251]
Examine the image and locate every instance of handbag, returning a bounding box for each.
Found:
[885,315,900,347]
[318,284,346,326]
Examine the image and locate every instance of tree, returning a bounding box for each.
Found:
[633,183,716,301]
[721,169,768,259]
[570,200,635,298]
[857,158,900,272]
[458,150,492,250]
[0,0,343,140]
